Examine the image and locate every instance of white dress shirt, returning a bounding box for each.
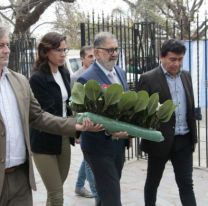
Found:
[52,70,68,117]
[0,67,26,168]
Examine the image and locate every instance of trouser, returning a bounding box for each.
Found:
[75,159,97,196]
[0,163,32,206]
[144,135,196,206]
[33,137,71,206]
[84,140,125,206]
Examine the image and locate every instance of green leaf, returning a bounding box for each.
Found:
[71,82,85,104]
[157,100,176,122]
[117,91,138,112]
[85,80,102,101]
[134,90,149,113]
[103,84,123,107]
[147,93,159,116]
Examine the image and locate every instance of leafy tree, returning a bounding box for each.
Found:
[0,0,75,35]
[53,2,86,49]
[114,0,207,39]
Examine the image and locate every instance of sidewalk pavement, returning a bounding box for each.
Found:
[33,145,208,206]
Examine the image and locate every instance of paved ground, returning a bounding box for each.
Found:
[33,145,208,206]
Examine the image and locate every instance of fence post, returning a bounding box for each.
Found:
[80,23,86,47]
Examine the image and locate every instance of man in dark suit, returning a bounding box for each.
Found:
[77,31,129,206]
[137,39,197,206]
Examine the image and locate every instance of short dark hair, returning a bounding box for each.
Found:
[80,45,93,58]
[34,32,66,71]
[160,39,186,57]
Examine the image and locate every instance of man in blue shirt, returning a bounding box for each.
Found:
[137,39,197,206]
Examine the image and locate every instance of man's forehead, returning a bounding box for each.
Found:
[86,49,94,53]
[0,35,9,42]
[103,38,118,45]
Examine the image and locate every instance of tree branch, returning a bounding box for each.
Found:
[30,21,55,34]
[0,11,14,25]
[122,0,135,8]
[190,0,204,12]
[0,5,15,10]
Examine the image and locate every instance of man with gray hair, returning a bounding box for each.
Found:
[77,31,130,206]
[0,24,102,206]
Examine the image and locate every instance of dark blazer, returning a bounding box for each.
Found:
[29,64,74,155]
[137,66,197,157]
[77,62,129,155]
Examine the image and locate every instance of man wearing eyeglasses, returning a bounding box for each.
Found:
[77,32,130,206]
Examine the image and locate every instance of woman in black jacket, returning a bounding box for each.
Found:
[29,32,73,206]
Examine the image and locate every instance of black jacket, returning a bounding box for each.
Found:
[29,64,74,154]
[137,67,197,157]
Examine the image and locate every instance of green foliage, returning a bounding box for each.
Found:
[71,82,85,104]
[70,80,176,130]
[103,84,124,111]
[134,90,149,113]
[147,93,159,116]
[85,80,102,101]
[157,99,176,122]
[118,91,138,112]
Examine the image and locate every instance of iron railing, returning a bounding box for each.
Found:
[80,13,208,168]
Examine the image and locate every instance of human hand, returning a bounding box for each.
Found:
[75,118,104,132]
[111,131,129,140]
[75,138,81,144]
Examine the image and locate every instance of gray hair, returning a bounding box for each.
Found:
[0,24,9,40]
[94,32,117,48]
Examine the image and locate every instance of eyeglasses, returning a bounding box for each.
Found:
[97,47,120,55]
[53,48,69,54]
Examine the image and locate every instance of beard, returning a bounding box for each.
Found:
[99,58,117,71]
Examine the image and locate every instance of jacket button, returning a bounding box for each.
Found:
[0,158,5,163]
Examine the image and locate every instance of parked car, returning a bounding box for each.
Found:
[65,49,81,75]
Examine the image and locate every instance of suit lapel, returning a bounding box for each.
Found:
[6,73,26,133]
[59,68,71,97]
[180,71,192,108]
[6,72,33,151]
[157,67,172,100]
[114,66,126,89]
[0,113,4,128]
[94,63,112,84]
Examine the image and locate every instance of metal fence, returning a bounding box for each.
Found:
[80,13,208,168]
[9,34,37,78]
[8,14,208,168]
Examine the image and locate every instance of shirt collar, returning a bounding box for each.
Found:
[1,67,10,79]
[161,64,181,78]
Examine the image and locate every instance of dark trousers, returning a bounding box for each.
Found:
[83,141,125,206]
[144,134,196,206]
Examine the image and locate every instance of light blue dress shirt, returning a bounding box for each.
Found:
[161,66,189,135]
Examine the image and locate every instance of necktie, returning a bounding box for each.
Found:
[108,71,120,84]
